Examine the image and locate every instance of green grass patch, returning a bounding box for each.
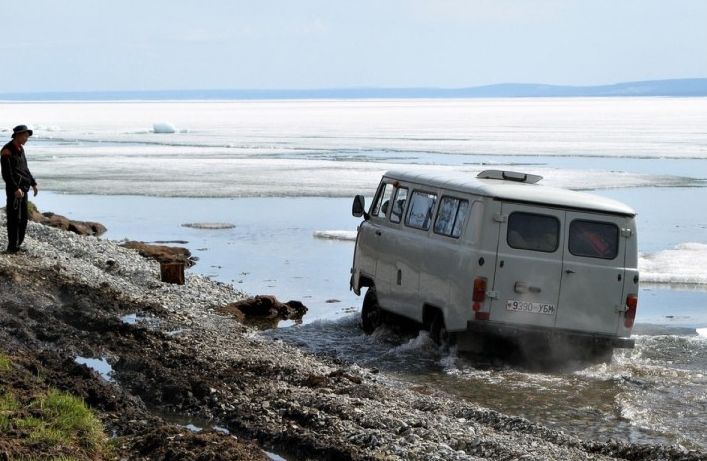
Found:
[0,388,109,458]
[32,390,107,451]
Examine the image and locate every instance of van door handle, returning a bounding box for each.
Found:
[375,230,382,236]
[565,269,575,274]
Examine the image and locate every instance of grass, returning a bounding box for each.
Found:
[0,386,108,458]
[0,352,110,458]
[32,390,107,450]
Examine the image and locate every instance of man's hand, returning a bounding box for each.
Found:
[32,185,38,197]
[14,189,23,199]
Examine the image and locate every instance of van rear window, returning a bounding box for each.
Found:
[405,191,437,230]
[569,220,619,259]
[507,212,560,252]
[434,196,469,238]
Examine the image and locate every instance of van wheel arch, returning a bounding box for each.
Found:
[358,275,374,289]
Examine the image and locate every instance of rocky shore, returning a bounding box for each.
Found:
[0,208,704,460]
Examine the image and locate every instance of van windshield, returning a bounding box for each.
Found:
[507,212,560,252]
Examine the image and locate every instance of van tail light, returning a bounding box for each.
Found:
[624,294,638,328]
[473,277,487,303]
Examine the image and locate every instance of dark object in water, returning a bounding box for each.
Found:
[217,295,308,327]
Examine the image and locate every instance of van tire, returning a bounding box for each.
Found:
[430,311,453,350]
[361,288,383,334]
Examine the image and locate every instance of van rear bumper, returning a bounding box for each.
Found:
[464,320,635,350]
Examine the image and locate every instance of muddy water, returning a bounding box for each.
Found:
[265,317,707,450]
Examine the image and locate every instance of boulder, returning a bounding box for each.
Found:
[218,295,308,323]
[27,203,107,237]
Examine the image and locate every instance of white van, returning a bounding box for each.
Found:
[350,170,638,362]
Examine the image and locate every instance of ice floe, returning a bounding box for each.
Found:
[639,243,707,285]
[313,230,357,241]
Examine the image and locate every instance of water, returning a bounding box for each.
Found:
[8,97,706,449]
[74,357,113,382]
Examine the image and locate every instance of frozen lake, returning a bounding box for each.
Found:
[8,97,707,449]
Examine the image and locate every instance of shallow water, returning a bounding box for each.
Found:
[265,317,707,449]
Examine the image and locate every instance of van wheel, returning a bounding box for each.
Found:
[430,311,453,350]
[361,288,383,334]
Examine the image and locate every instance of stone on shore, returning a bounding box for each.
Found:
[27,202,107,236]
[219,295,308,321]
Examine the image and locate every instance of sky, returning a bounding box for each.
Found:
[1,0,706,93]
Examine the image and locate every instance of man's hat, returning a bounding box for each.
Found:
[12,125,33,138]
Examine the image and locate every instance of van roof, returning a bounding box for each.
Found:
[384,170,636,217]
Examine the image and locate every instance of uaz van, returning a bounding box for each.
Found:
[350,170,638,362]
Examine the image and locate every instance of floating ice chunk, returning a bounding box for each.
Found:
[313,230,357,241]
[639,243,707,285]
[181,223,236,230]
[75,357,113,382]
[153,122,177,134]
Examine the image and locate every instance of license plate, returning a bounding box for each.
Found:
[506,300,556,315]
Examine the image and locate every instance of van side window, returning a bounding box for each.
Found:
[372,183,393,217]
[569,220,619,259]
[405,191,437,230]
[434,196,469,238]
[507,212,560,252]
[389,187,408,223]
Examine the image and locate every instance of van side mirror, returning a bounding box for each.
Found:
[352,195,369,220]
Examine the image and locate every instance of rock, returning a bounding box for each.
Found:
[28,204,107,237]
[120,241,196,267]
[218,295,308,322]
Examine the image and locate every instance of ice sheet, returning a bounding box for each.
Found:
[313,230,357,241]
[4,98,707,158]
[639,243,707,285]
[28,156,697,198]
[4,99,705,197]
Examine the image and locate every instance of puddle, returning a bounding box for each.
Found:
[120,313,141,325]
[265,452,287,461]
[74,357,113,382]
[184,423,202,433]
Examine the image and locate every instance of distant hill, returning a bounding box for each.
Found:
[2,78,706,101]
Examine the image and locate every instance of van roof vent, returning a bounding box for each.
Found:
[477,169,543,184]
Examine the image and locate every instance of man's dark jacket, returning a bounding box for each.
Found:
[1,141,37,194]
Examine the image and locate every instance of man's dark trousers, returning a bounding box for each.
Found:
[5,192,28,251]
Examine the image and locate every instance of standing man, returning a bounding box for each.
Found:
[1,125,38,253]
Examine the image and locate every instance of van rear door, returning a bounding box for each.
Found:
[490,204,564,328]
[555,212,627,335]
